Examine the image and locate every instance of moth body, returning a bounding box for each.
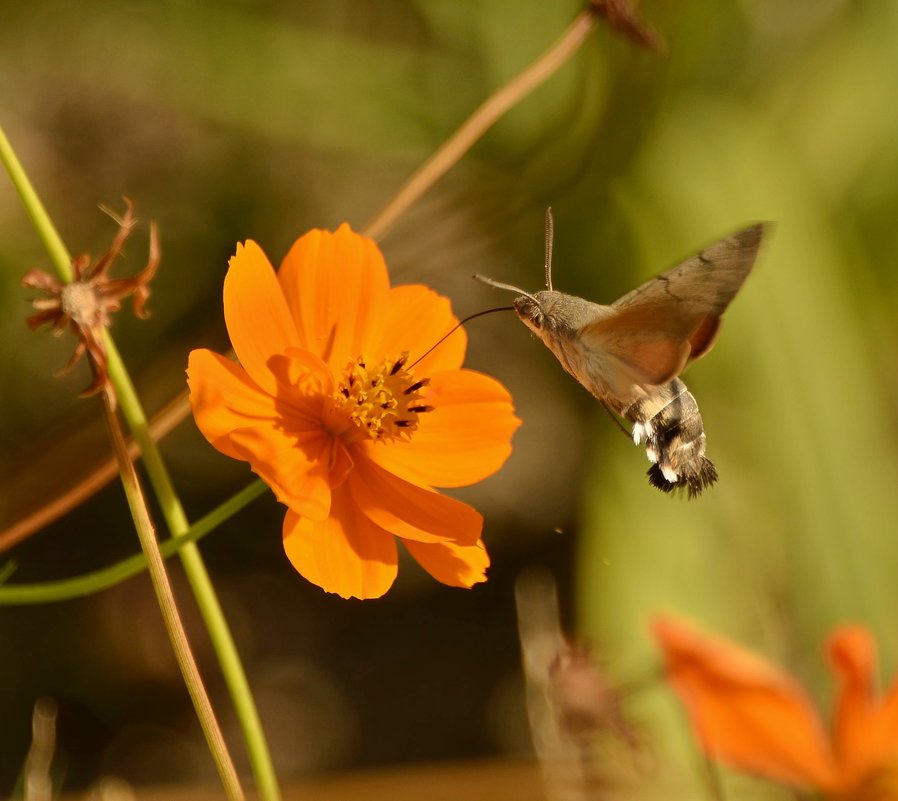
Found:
[514,291,626,402]
[514,290,716,496]
[476,216,768,497]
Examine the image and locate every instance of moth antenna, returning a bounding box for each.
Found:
[407,306,514,370]
[473,274,541,305]
[544,206,554,291]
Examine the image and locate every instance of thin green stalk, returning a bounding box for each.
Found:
[0,126,72,280]
[104,345,282,801]
[0,480,267,605]
[102,386,245,801]
[1,123,282,801]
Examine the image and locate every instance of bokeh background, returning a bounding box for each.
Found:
[1,0,897,797]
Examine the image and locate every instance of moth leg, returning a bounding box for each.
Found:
[598,399,632,439]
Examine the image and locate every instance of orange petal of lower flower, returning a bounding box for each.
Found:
[229,427,333,521]
[187,349,280,460]
[224,240,301,397]
[827,626,898,790]
[374,284,466,374]
[278,224,389,372]
[360,368,520,488]
[282,490,398,600]
[653,616,839,791]
[876,674,898,773]
[403,538,489,589]
[348,455,482,545]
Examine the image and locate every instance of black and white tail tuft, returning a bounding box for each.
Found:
[626,378,719,499]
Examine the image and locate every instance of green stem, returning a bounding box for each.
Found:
[0,480,267,605]
[1,123,282,801]
[102,386,245,801]
[104,346,281,801]
[0,125,72,281]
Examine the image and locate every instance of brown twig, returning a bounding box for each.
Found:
[364,9,598,240]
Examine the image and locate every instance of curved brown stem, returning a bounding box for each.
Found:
[364,10,598,240]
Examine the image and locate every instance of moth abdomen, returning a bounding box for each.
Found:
[626,378,718,499]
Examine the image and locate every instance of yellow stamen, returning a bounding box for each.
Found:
[333,352,432,441]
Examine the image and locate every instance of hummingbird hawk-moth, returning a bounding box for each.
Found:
[476,212,768,497]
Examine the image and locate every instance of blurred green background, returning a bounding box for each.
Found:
[1,0,897,797]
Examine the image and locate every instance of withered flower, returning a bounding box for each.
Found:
[22,198,159,396]
[550,642,642,751]
[589,0,665,54]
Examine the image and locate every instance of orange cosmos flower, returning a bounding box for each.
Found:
[187,224,520,599]
[653,616,898,800]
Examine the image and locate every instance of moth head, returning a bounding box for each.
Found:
[473,274,546,324]
[513,293,547,332]
[473,207,557,334]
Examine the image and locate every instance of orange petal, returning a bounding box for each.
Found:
[653,616,838,791]
[879,672,898,752]
[278,224,389,372]
[373,284,466,374]
[348,455,483,545]
[360,368,520,488]
[829,627,877,758]
[228,427,333,521]
[187,349,278,460]
[827,626,898,790]
[403,538,490,588]
[266,348,335,425]
[224,241,301,397]
[282,489,398,599]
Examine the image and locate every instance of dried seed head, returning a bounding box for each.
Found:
[22,198,159,396]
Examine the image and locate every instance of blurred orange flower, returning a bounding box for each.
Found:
[188,224,520,599]
[654,616,898,800]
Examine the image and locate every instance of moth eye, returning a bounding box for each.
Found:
[531,312,543,329]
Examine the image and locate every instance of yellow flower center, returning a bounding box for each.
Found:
[333,352,432,441]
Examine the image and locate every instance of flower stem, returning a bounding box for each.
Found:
[0,123,282,801]
[0,480,267,605]
[0,125,72,281]
[103,345,282,801]
[101,386,245,801]
[363,9,598,240]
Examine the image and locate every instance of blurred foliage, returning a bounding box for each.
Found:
[1,0,896,798]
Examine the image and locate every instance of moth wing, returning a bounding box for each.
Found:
[579,223,767,390]
[579,317,695,393]
[612,223,766,318]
